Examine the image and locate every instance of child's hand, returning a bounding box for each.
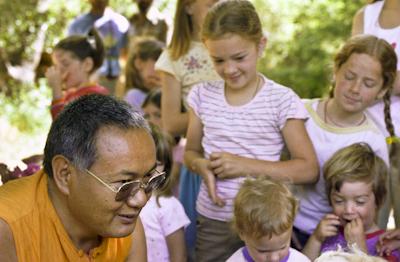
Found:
[209,152,244,179]
[377,229,400,256]
[148,74,161,88]
[344,217,367,252]
[313,214,340,243]
[46,66,64,99]
[193,158,225,207]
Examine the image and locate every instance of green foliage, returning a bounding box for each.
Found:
[0,79,51,133]
[0,0,366,134]
[256,0,364,98]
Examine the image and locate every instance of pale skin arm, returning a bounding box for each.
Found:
[207,119,319,184]
[126,217,147,262]
[0,218,18,262]
[352,7,365,36]
[377,229,400,256]
[184,109,225,207]
[160,72,188,136]
[303,214,341,261]
[166,228,187,262]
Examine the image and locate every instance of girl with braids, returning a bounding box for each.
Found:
[46,28,109,119]
[293,35,397,249]
[352,0,400,228]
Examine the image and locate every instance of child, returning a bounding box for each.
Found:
[293,34,396,248]
[352,0,400,228]
[227,177,310,262]
[154,0,221,255]
[142,89,186,196]
[46,28,109,119]
[123,37,164,110]
[139,124,190,262]
[184,1,319,260]
[303,143,400,261]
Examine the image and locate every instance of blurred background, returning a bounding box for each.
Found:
[0,0,364,167]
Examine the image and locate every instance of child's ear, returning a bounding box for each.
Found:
[257,36,267,58]
[83,57,94,73]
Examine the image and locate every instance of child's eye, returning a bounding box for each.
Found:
[344,73,355,80]
[364,80,376,88]
[234,56,245,61]
[333,199,343,204]
[213,59,224,64]
[356,201,366,205]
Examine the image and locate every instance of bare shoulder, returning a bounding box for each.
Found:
[0,218,18,261]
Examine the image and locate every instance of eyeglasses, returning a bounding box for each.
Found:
[85,168,166,201]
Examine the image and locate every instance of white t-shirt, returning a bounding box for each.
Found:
[363,0,400,69]
[139,195,190,262]
[155,41,220,106]
[294,99,389,235]
[227,247,310,262]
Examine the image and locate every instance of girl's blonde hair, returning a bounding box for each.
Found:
[232,177,298,239]
[125,37,164,92]
[324,142,388,209]
[168,0,195,60]
[202,0,263,43]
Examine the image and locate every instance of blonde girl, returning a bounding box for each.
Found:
[184,1,318,260]
[352,0,400,228]
[293,35,396,249]
[154,0,220,255]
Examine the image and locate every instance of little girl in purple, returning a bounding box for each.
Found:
[303,143,400,262]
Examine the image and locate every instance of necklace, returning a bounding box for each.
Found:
[323,99,366,127]
[252,75,261,99]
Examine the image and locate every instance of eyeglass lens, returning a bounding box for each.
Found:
[115,172,166,201]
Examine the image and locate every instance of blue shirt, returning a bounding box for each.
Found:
[68,8,129,77]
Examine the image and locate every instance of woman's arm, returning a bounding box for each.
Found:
[126,217,147,262]
[166,228,187,262]
[209,119,319,184]
[352,7,365,36]
[160,72,189,136]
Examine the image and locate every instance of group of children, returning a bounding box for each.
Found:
[2,0,400,261]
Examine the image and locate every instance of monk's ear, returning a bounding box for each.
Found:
[51,155,73,195]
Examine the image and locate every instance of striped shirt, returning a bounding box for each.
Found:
[187,75,307,221]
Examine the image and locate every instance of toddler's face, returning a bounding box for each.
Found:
[143,103,162,128]
[330,181,378,233]
[241,229,291,262]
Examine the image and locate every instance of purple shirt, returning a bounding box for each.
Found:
[321,228,400,261]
